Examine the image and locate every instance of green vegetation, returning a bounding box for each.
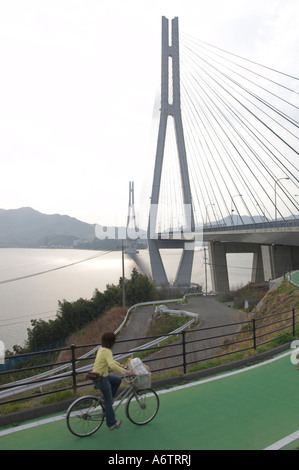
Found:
[147,313,191,337]
[218,282,269,311]
[7,268,158,355]
[199,280,299,370]
[130,313,197,363]
[254,280,299,317]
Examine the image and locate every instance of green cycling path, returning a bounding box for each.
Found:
[290,270,299,287]
[1,350,299,450]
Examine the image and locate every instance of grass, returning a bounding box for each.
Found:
[196,280,299,371]
[218,282,269,311]
[57,306,128,362]
[1,281,298,415]
[147,313,192,336]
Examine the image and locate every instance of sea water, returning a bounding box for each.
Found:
[0,248,252,350]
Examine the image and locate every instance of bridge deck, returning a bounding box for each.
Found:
[1,349,298,451]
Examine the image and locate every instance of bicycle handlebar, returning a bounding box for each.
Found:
[123,374,136,384]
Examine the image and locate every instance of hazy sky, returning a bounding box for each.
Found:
[0,0,298,227]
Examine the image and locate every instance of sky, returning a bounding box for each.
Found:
[0,0,298,228]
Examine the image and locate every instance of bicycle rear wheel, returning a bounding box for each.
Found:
[66,395,105,437]
[126,388,159,425]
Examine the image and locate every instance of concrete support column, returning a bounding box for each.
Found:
[208,240,299,292]
[148,239,169,287]
[251,248,265,283]
[272,245,293,278]
[260,244,293,280]
[261,244,294,280]
[208,241,229,293]
[291,247,299,271]
[174,243,195,286]
[261,245,275,281]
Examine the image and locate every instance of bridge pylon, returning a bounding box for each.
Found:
[125,181,140,254]
[127,181,137,232]
[147,17,195,287]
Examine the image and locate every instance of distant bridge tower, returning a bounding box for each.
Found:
[125,181,139,253]
[148,17,195,287]
[127,181,137,232]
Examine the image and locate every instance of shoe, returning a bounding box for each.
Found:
[109,420,122,431]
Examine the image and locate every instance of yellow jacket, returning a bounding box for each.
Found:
[93,347,125,377]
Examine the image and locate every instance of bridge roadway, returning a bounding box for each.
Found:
[203,218,299,245]
[160,218,299,246]
[1,349,298,450]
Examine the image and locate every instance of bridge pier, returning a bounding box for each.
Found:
[251,248,264,283]
[259,245,298,281]
[148,238,195,287]
[208,241,299,292]
[208,242,230,292]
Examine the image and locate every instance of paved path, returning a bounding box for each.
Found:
[113,305,155,355]
[113,296,248,373]
[290,270,299,287]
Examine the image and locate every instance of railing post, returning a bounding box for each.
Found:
[71,344,77,392]
[182,331,187,374]
[252,319,256,350]
[292,308,296,337]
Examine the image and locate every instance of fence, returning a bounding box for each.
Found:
[0,306,298,407]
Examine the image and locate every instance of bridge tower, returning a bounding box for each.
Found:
[125,181,140,254]
[147,17,195,287]
[127,181,137,233]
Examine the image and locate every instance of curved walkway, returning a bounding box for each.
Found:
[1,349,298,450]
[115,296,247,373]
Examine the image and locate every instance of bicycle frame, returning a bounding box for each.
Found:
[112,382,135,413]
[92,377,139,413]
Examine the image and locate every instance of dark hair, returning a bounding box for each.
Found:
[101,331,116,349]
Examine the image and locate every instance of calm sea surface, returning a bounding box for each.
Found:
[0,248,252,350]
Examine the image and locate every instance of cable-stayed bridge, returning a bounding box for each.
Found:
[153,19,298,230]
[104,17,299,291]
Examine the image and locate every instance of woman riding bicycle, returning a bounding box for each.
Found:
[92,331,133,431]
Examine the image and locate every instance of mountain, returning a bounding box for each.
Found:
[3,207,294,249]
[0,207,96,248]
[0,207,148,250]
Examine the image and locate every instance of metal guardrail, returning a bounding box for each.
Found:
[0,302,298,407]
[203,218,299,232]
[0,295,200,402]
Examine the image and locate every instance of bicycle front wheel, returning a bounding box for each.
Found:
[66,395,105,437]
[126,388,159,425]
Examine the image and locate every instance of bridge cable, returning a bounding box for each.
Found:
[172,35,299,222]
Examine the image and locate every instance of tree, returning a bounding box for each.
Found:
[123,268,158,305]
[24,268,158,352]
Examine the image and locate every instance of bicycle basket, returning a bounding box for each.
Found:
[134,374,151,389]
[128,358,151,390]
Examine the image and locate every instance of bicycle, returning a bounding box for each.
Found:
[66,374,160,437]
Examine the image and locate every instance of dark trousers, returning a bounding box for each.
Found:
[95,375,122,427]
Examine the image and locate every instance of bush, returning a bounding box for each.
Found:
[23,268,158,353]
